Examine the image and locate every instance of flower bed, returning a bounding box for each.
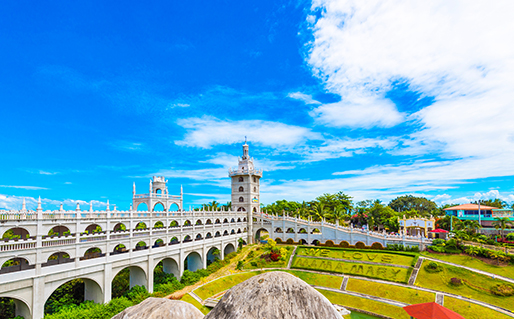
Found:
[296,246,417,267]
[292,256,411,283]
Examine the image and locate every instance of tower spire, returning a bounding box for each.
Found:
[22,198,26,211]
[37,196,42,211]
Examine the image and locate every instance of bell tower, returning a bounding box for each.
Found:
[229,140,262,244]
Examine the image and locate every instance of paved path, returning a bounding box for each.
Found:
[436,293,444,306]
[287,246,297,269]
[341,276,349,290]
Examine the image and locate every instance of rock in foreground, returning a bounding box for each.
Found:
[111,297,204,319]
[205,271,344,319]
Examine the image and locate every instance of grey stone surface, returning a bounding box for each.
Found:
[205,271,343,319]
[111,297,204,319]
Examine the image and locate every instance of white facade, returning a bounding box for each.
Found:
[229,141,262,244]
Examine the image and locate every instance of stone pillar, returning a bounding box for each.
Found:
[32,276,45,319]
[104,262,112,303]
[147,257,154,293]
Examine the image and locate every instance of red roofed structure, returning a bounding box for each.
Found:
[403,302,465,319]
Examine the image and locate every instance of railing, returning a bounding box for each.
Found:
[133,193,182,199]
[228,168,263,177]
[0,209,247,221]
[1,240,37,251]
[255,212,431,243]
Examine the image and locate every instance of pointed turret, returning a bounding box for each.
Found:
[75,202,80,211]
[22,198,26,211]
[89,201,93,212]
[106,200,110,211]
[59,203,63,211]
[37,196,42,211]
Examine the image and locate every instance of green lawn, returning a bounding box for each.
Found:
[317,289,411,319]
[346,278,435,304]
[282,270,343,289]
[415,260,514,311]
[444,296,513,319]
[297,247,416,267]
[292,256,412,283]
[422,251,514,279]
[181,294,211,315]
[193,272,261,300]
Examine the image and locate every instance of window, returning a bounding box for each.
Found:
[239,186,244,192]
[253,187,256,192]
[253,177,256,182]
[238,177,244,182]
[239,197,244,202]
[237,207,246,211]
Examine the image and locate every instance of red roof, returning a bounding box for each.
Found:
[444,203,497,211]
[403,302,465,319]
[430,228,449,233]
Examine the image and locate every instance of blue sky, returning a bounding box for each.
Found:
[1,1,514,210]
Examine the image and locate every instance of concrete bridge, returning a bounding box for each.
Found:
[0,208,247,319]
[253,212,432,249]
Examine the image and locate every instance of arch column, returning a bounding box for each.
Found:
[147,256,154,293]
[104,262,112,303]
[33,276,45,319]
[14,299,31,319]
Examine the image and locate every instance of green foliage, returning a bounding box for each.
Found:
[424,262,443,273]
[388,195,437,216]
[432,239,445,246]
[112,268,130,299]
[491,284,514,296]
[123,285,149,304]
[44,279,85,315]
[0,298,15,319]
[473,198,506,209]
[135,222,147,230]
[236,261,243,270]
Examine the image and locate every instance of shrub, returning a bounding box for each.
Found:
[250,261,258,267]
[424,262,442,273]
[449,277,463,287]
[491,284,514,296]
[406,246,420,253]
[340,241,350,248]
[270,252,280,262]
[387,244,405,251]
[247,251,255,258]
[355,242,366,249]
[507,233,514,241]
[370,242,384,250]
[430,246,446,253]
[432,239,445,246]
[236,261,243,270]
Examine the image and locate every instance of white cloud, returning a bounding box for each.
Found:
[287,92,321,105]
[111,141,144,152]
[0,185,49,190]
[175,116,321,149]
[301,0,514,193]
[38,170,58,175]
[0,194,107,211]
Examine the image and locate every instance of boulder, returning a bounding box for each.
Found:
[111,297,204,319]
[205,271,345,319]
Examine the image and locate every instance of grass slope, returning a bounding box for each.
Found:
[193,272,261,300]
[422,251,514,279]
[317,289,410,319]
[444,296,513,319]
[346,278,435,305]
[415,260,514,311]
[180,294,210,315]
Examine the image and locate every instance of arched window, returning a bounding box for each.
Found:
[238,177,244,182]
[239,186,244,192]
[238,207,246,211]
[239,197,244,203]
[253,187,256,192]
[253,177,256,182]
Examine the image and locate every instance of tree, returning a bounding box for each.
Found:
[473,198,506,209]
[388,195,437,216]
[492,217,514,238]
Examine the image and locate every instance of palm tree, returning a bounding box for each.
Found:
[310,202,325,221]
[462,220,482,235]
[492,217,514,239]
[465,245,479,257]
[333,206,347,225]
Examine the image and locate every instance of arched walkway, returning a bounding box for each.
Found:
[184,252,202,272]
[155,257,180,280]
[0,297,31,319]
[206,247,220,266]
[45,277,102,315]
[224,243,235,256]
[112,265,147,298]
[153,202,165,212]
[136,202,149,211]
